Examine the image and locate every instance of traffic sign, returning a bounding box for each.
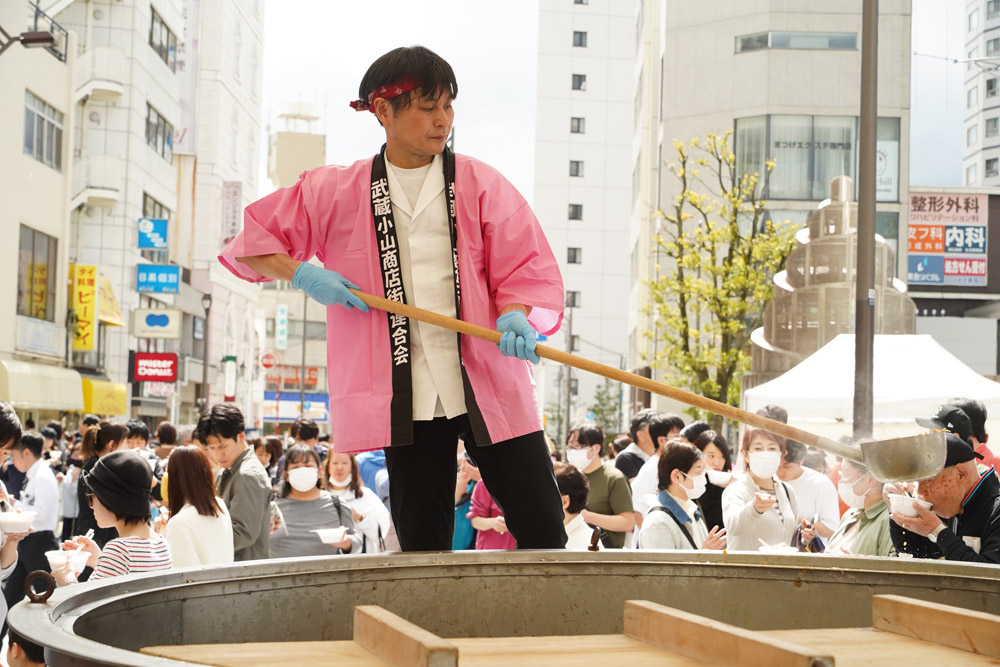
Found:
[260,351,279,370]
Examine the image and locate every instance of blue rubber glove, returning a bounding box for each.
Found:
[291,262,369,312]
[496,311,540,364]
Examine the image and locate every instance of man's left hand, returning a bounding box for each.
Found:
[496,311,540,364]
[890,502,944,537]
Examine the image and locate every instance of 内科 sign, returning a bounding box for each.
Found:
[907,194,988,287]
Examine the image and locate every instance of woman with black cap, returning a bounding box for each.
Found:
[56,450,172,583]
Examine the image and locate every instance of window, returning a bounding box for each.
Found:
[568,204,583,220]
[989,78,998,98]
[987,158,998,178]
[566,291,581,308]
[24,91,63,170]
[988,117,999,137]
[969,47,979,71]
[567,247,582,264]
[573,31,587,47]
[574,0,588,4]
[969,86,979,108]
[736,31,856,53]
[989,38,1000,57]
[968,124,979,146]
[569,160,584,177]
[570,117,585,134]
[570,336,581,353]
[570,378,579,396]
[149,10,177,71]
[572,74,586,90]
[968,163,978,184]
[991,0,1000,19]
[142,193,170,263]
[145,104,174,163]
[17,225,57,322]
[971,8,980,31]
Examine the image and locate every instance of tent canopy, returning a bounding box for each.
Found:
[743,334,1000,440]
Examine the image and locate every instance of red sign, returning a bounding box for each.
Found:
[260,351,279,370]
[944,258,987,277]
[134,353,178,383]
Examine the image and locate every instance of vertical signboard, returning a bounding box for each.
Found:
[275,303,288,350]
[31,263,48,319]
[221,181,242,247]
[73,265,98,351]
[907,194,988,286]
[174,0,200,154]
[222,355,238,401]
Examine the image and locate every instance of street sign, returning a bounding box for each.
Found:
[260,351,278,370]
[132,309,182,339]
[275,304,288,350]
[134,353,178,383]
[138,218,168,249]
[136,265,180,293]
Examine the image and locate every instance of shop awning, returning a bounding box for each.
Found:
[0,360,84,412]
[81,377,128,416]
[98,274,125,327]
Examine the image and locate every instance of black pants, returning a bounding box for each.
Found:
[384,415,567,551]
[2,530,59,637]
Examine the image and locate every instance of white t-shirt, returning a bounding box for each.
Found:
[784,466,841,532]
[19,458,60,532]
[163,498,235,569]
[329,486,391,553]
[385,154,467,421]
[564,513,598,551]
[630,454,660,516]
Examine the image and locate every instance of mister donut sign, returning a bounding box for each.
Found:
[134,353,178,383]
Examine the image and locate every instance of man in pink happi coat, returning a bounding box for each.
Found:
[220,46,568,551]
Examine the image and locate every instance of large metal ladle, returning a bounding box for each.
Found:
[351,291,947,483]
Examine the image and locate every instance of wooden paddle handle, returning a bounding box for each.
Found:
[351,290,863,463]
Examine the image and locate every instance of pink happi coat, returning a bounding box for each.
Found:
[219,154,564,453]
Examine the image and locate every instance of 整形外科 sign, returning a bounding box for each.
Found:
[907,193,988,287]
[134,353,178,383]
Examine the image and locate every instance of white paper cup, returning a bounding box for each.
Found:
[45,549,89,575]
[0,511,36,533]
[312,527,348,545]
[887,494,932,518]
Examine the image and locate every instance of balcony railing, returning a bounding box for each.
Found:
[28,1,68,62]
[74,47,125,102]
[71,155,123,209]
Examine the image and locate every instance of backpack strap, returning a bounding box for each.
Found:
[649,506,698,549]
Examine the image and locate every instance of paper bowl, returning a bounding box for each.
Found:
[0,511,36,533]
[758,544,798,555]
[887,494,933,518]
[706,470,733,486]
[45,549,90,575]
[312,527,348,545]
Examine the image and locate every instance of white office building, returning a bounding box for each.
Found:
[533,0,635,436]
[963,0,1000,187]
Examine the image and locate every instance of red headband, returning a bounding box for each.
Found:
[349,77,420,113]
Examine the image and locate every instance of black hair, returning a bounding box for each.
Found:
[693,429,733,472]
[46,420,63,441]
[82,414,100,426]
[575,423,605,453]
[9,627,45,664]
[679,420,711,443]
[15,433,43,459]
[553,462,589,514]
[24,418,35,430]
[359,45,458,122]
[648,413,686,449]
[156,421,177,446]
[295,419,319,442]
[783,439,808,464]
[949,397,987,443]
[318,434,331,443]
[757,404,788,424]
[202,404,245,440]
[126,419,150,443]
[628,408,658,442]
[0,402,22,450]
[279,444,322,498]
[40,427,58,441]
[611,434,632,455]
[657,440,703,491]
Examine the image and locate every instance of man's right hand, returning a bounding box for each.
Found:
[291,262,369,311]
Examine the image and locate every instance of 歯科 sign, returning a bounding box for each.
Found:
[907,193,988,287]
[134,353,178,383]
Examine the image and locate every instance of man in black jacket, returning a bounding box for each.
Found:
[887,433,999,563]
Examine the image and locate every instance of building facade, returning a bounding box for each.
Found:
[963,0,1000,188]
[630,1,912,416]
[533,0,635,438]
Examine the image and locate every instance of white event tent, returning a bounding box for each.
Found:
[743,334,1000,441]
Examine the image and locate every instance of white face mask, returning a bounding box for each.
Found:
[331,473,352,488]
[287,466,319,492]
[566,448,593,471]
[838,475,869,510]
[681,471,708,500]
[748,451,782,479]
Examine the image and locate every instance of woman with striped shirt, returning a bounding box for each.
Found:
[56,450,172,583]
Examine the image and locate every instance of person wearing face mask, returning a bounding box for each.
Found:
[270,445,361,559]
[810,449,893,557]
[324,452,391,553]
[637,441,727,551]
[721,427,798,551]
[566,424,634,548]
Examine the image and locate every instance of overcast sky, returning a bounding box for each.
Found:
[259,0,963,199]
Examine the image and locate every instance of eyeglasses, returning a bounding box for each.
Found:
[86,492,95,508]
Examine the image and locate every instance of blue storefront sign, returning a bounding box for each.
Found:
[137,264,180,293]
[907,255,944,285]
[138,218,168,249]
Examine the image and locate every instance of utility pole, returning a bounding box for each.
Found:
[299,290,307,419]
[853,0,878,439]
[563,306,574,449]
